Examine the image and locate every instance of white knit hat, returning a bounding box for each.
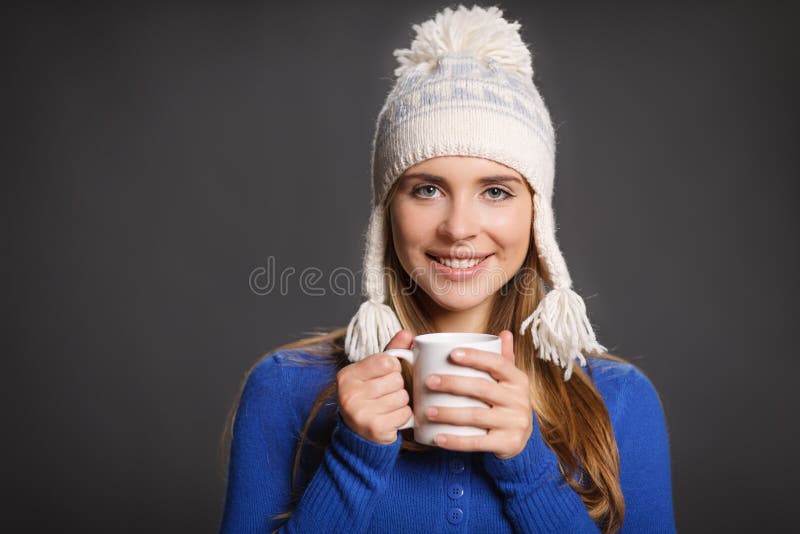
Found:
[345,4,606,380]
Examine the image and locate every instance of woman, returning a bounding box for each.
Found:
[220,5,675,533]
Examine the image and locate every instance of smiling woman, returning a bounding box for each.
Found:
[389,156,533,333]
[220,5,676,534]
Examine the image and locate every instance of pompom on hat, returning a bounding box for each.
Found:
[345,4,607,380]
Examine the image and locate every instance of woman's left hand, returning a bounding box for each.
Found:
[424,330,533,460]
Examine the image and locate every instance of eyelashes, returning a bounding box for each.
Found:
[411,184,515,202]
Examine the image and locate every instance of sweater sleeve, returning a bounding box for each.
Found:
[481,409,601,533]
[219,355,402,534]
[481,364,676,533]
[613,366,677,533]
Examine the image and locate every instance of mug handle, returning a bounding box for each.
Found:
[384,348,415,430]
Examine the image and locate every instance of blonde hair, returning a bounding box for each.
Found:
[220,180,629,533]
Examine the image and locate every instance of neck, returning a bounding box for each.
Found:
[425,295,496,333]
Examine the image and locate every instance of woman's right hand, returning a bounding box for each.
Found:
[336,329,414,445]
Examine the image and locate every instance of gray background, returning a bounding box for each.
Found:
[5,1,798,532]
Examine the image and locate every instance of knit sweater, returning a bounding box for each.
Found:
[220,350,676,533]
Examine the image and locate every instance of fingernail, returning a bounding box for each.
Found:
[428,374,441,386]
[426,407,438,417]
[436,435,447,445]
[451,349,465,360]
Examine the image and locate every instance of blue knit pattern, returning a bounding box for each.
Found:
[375,54,554,154]
[220,353,676,533]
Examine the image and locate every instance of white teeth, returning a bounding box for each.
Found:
[436,256,485,269]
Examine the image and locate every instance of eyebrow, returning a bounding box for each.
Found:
[400,172,525,186]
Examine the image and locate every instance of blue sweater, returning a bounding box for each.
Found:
[220,350,676,533]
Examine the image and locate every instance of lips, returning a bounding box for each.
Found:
[425,253,493,280]
[426,250,493,260]
[426,253,491,268]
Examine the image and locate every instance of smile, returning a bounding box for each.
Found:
[425,253,492,274]
[425,253,492,269]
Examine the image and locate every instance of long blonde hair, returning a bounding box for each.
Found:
[220,179,629,533]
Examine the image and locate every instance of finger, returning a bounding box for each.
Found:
[432,431,494,452]
[352,329,414,381]
[424,405,512,430]
[374,387,410,413]
[499,330,515,365]
[447,347,517,383]
[383,328,414,351]
[364,370,405,399]
[385,404,414,429]
[351,353,401,381]
[426,374,507,406]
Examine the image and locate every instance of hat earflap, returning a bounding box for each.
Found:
[520,192,608,380]
[345,204,403,362]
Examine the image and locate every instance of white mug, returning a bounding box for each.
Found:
[385,332,501,446]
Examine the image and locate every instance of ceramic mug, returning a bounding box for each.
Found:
[385,332,500,446]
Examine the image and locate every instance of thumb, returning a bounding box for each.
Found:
[499,330,515,365]
[383,328,414,351]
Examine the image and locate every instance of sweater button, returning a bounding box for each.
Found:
[446,507,464,524]
[449,457,465,473]
[447,483,464,499]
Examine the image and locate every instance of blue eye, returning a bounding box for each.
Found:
[410,184,514,201]
[485,187,512,201]
[412,184,441,198]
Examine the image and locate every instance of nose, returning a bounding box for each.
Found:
[438,195,479,242]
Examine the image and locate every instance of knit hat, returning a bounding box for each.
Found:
[344,4,606,380]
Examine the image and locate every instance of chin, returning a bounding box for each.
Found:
[423,291,493,312]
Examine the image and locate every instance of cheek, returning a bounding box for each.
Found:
[490,210,532,252]
[390,202,435,267]
[392,203,436,246]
